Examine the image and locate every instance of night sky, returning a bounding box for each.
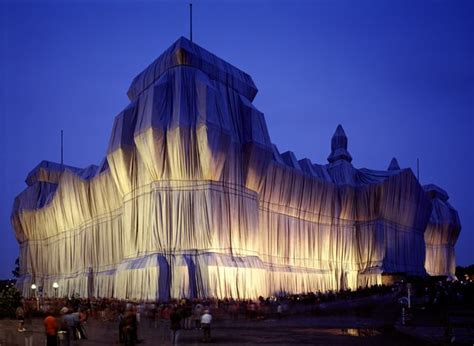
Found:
[1,0,473,279]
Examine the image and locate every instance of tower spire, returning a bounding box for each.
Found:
[388,157,400,171]
[327,124,352,163]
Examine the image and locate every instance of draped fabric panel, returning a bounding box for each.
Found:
[424,185,461,278]
[12,37,460,300]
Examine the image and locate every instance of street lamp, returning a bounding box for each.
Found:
[31,283,39,310]
[31,283,37,299]
[52,282,59,298]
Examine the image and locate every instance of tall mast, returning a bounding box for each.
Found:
[189,3,193,42]
[61,130,64,165]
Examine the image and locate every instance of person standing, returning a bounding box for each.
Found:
[60,307,78,346]
[16,304,26,332]
[193,303,203,329]
[44,313,58,346]
[183,303,192,330]
[277,303,283,319]
[118,307,126,343]
[72,308,88,339]
[123,305,138,346]
[200,309,212,343]
[169,307,181,345]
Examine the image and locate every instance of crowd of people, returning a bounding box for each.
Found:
[12,279,473,345]
[12,284,395,344]
[415,278,474,309]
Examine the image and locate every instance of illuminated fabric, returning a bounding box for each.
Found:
[423,184,461,278]
[11,37,461,299]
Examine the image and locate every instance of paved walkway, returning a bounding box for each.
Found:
[0,315,425,346]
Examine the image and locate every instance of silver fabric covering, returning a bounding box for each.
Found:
[11,37,461,299]
[423,185,461,278]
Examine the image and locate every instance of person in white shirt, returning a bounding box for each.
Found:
[200,309,212,342]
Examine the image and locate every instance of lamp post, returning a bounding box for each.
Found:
[31,283,39,310]
[30,283,37,297]
[52,282,59,298]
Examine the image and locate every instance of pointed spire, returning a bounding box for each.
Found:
[327,124,352,163]
[388,157,400,171]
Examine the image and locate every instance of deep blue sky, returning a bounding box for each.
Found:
[1,0,473,279]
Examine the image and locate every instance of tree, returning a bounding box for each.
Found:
[12,257,20,278]
[0,282,22,318]
[456,265,474,280]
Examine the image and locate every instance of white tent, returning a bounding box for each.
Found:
[12,37,460,299]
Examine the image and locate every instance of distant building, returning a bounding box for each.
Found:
[11,37,461,300]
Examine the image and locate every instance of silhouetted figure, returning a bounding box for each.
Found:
[123,306,138,345]
[200,309,212,342]
[170,307,182,344]
[44,313,58,346]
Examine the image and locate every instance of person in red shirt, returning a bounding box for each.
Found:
[44,313,58,346]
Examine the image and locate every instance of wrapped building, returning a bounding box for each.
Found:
[12,37,461,300]
[423,184,461,279]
